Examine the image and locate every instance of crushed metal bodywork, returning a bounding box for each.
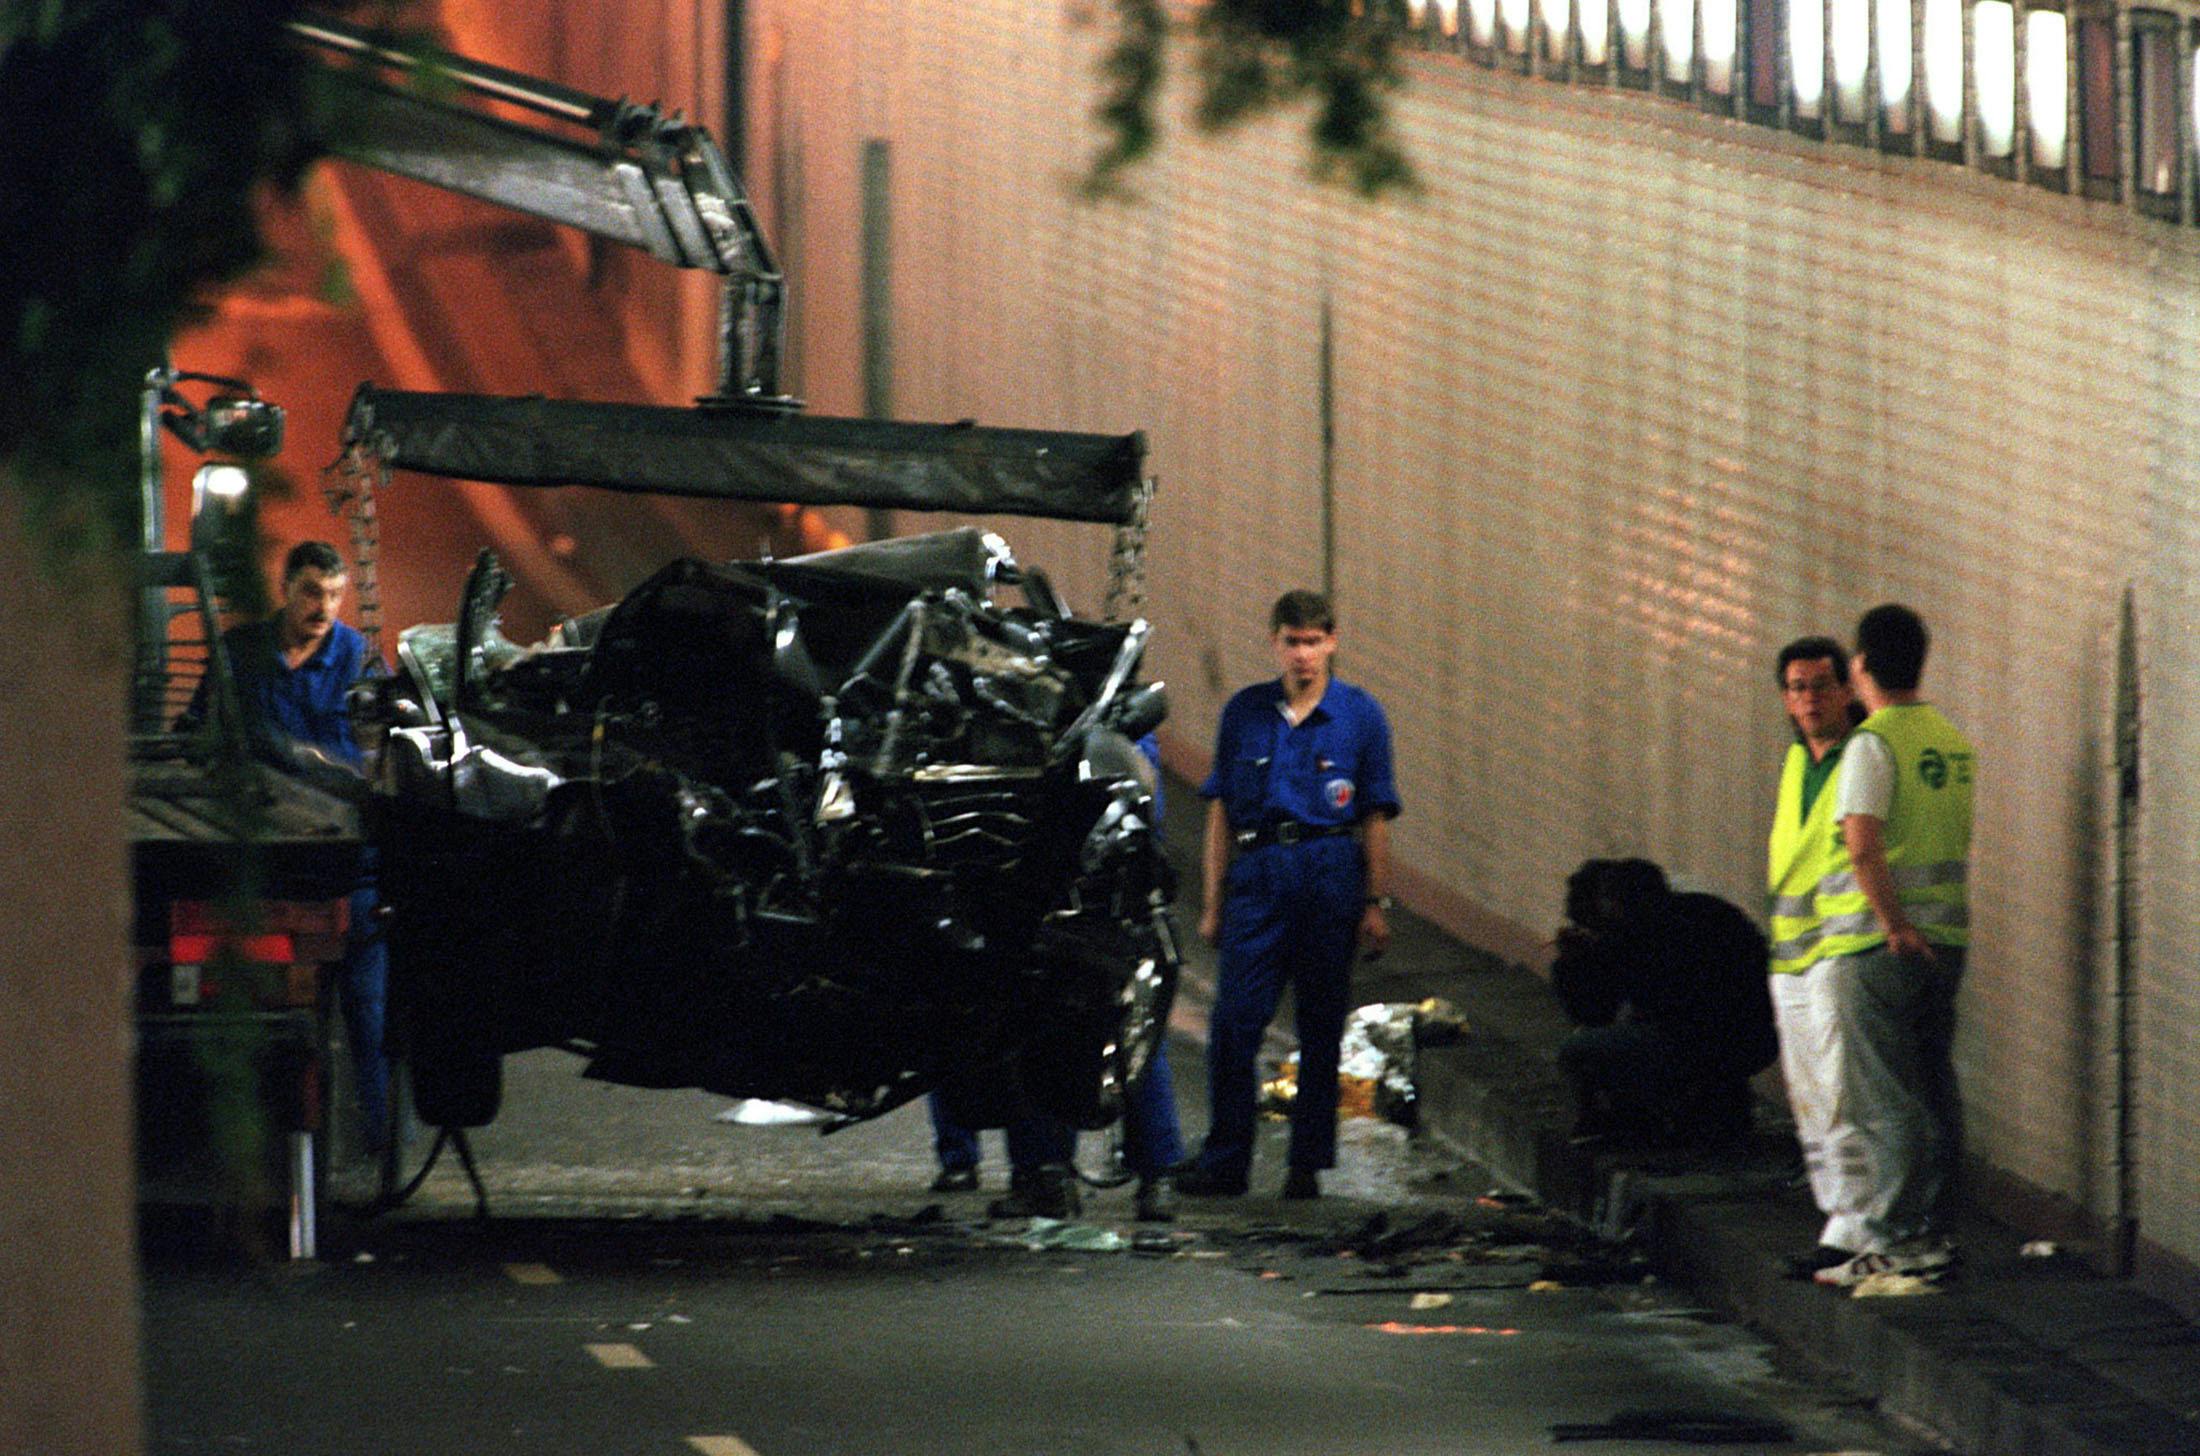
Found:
[367,523,1176,1135]
[347,385,1174,1137]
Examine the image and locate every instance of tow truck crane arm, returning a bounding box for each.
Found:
[288,12,786,405]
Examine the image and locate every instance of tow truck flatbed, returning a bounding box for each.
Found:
[128,754,362,902]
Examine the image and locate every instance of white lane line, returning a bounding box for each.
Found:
[585,1342,655,1369]
[686,1438,762,1456]
[503,1262,563,1285]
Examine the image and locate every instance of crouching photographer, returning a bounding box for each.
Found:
[1551,858,1776,1150]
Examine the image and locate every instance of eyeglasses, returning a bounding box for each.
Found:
[1782,678,1842,697]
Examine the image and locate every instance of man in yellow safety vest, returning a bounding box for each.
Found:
[1809,604,1975,1288]
[1765,635,1867,1279]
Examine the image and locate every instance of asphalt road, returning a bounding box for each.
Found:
[140,1035,1933,1456]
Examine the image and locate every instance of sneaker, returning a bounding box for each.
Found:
[1134,1175,1176,1223]
[1813,1239,1955,1288]
[930,1166,979,1193]
[1280,1168,1320,1200]
[1174,1164,1250,1198]
[987,1164,1081,1220]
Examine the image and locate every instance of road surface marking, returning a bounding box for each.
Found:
[687,1439,763,1456]
[503,1262,562,1285]
[585,1342,655,1368]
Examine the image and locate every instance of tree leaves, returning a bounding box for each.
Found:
[1,0,334,561]
[1088,0,1419,200]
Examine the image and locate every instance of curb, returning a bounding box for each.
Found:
[1413,1013,2200,1456]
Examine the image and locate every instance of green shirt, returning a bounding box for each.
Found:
[1796,736,1846,822]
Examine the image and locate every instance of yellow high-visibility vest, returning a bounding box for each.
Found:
[1813,704,1975,959]
[1767,740,1854,974]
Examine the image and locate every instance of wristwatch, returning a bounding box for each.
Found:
[1365,895,1394,912]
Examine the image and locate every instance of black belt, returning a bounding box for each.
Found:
[1234,820,1354,851]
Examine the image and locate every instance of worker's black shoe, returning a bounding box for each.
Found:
[930,1166,979,1193]
[1174,1164,1249,1198]
[1134,1175,1176,1222]
[987,1163,1081,1219]
[1281,1168,1321,1200]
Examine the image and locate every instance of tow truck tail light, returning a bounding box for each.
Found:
[171,900,347,938]
[168,932,297,965]
[163,901,342,1008]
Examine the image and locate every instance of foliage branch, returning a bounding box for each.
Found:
[1086,0,1419,200]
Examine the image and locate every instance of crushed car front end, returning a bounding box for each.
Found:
[368,519,1175,1135]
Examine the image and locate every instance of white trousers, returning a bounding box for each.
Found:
[1772,948,1965,1254]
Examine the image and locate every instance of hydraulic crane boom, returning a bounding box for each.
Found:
[287,12,788,405]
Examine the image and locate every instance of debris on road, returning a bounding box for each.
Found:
[1015,1219,1126,1253]
[1210,1199,1649,1296]
[1259,999,1470,1128]
[715,1100,834,1127]
[1850,1272,1943,1298]
[1328,1209,1473,1259]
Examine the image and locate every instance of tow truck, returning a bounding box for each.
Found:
[129,369,363,1259]
[129,12,1172,1250]
[129,13,802,1254]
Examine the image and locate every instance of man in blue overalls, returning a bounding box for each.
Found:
[1177,590,1400,1200]
[924,734,1186,1220]
[189,541,391,1149]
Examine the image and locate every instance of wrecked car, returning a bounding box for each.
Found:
[343,387,1177,1139]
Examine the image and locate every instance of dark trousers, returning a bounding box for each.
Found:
[1124,1040,1186,1176]
[926,1096,1073,1171]
[1199,838,1362,1174]
[1557,1020,1752,1144]
[926,1040,1185,1177]
[338,878,391,1151]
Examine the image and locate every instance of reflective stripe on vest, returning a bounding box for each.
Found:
[1766,740,1854,974]
[1814,704,1975,960]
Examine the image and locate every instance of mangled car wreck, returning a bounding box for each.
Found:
[270,14,1175,1151]
[344,388,1177,1139]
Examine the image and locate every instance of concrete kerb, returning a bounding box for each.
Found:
[1410,978,2200,1456]
[1154,775,2198,1456]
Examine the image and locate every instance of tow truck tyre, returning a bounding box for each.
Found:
[401,955,502,1128]
[409,1032,502,1129]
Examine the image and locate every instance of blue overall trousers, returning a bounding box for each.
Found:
[1201,833,1364,1175]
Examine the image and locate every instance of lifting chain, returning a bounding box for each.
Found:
[1102,477,1155,627]
[321,441,389,662]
